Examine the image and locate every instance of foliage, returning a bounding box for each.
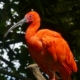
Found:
[0,0,80,80]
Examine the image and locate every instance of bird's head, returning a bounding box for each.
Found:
[25,11,40,23]
[4,10,40,37]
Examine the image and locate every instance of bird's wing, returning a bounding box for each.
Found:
[41,33,77,74]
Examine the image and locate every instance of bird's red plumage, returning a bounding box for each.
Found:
[25,11,77,80]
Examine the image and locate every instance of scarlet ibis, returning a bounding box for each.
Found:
[4,10,77,80]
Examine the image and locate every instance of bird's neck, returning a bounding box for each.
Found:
[25,21,40,43]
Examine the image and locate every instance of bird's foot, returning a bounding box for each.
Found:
[49,78,56,80]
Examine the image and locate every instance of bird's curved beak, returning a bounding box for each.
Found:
[4,18,26,37]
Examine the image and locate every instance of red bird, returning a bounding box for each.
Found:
[4,10,77,80]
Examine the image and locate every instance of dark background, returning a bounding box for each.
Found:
[0,0,80,80]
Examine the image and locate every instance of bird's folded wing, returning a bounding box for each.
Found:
[41,34,77,74]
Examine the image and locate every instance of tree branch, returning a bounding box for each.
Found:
[0,64,46,80]
[26,64,46,80]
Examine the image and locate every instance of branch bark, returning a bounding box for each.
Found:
[26,64,46,80]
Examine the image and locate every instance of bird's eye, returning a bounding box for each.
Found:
[27,14,33,22]
[28,15,32,18]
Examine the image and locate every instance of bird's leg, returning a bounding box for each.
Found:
[49,72,55,80]
[48,68,56,80]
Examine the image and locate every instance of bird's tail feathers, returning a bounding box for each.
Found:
[60,72,72,80]
[71,60,77,72]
